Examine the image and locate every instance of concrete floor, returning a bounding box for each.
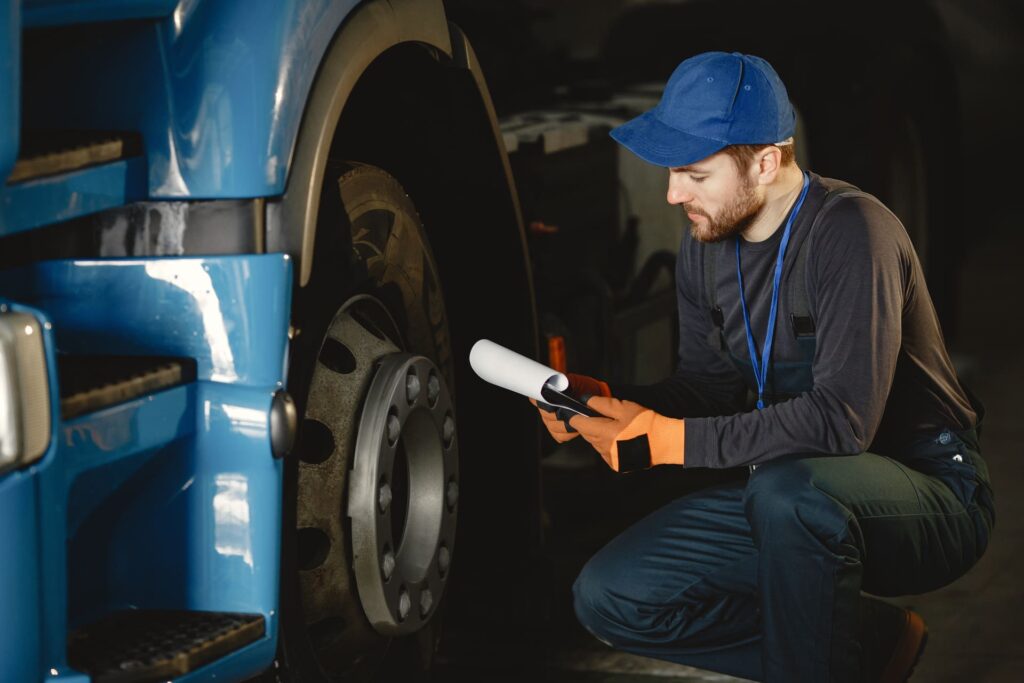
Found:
[435,220,1023,681]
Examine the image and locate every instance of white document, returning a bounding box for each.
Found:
[469,339,568,401]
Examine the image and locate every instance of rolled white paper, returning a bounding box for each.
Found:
[469,339,568,401]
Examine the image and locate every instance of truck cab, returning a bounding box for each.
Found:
[0,2,540,681]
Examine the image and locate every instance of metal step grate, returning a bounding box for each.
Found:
[59,355,197,420]
[8,131,139,184]
[68,610,265,683]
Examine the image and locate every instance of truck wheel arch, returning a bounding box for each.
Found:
[273,1,545,674]
[271,0,539,387]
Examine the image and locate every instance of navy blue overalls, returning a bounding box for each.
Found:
[572,185,995,682]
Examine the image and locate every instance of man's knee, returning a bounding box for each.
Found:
[572,553,623,646]
[573,546,684,647]
[743,457,857,550]
[574,547,721,650]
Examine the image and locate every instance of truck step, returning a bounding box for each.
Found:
[68,610,265,683]
[59,356,197,420]
[7,131,138,184]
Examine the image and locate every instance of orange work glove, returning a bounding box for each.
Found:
[569,396,685,472]
[565,373,611,401]
[531,372,611,443]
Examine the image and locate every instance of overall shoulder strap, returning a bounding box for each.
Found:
[703,241,721,314]
[703,241,727,351]
[787,185,862,339]
[703,183,872,358]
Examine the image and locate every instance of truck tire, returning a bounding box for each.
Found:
[278,162,456,682]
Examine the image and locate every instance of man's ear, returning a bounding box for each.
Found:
[756,146,783,185]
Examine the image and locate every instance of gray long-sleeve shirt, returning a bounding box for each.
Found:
[611,173,977,469]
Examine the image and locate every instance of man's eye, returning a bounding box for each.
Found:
[690,175,707,184]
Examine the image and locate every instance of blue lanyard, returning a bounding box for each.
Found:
[736,172,810,410]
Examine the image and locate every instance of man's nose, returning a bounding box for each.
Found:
[667,178,692,205]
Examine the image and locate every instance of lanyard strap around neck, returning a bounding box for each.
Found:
[736,172,810,410]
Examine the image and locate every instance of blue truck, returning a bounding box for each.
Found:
[0,1,541,681]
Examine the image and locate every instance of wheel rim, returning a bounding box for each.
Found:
[296,294,457,660]
[348,353,457,635]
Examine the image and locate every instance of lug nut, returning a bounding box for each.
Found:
[406,372,421,403]
[378,482,392,514]
[438,544,451,575]
[446,479,459,510]
[387,414,401,445]
[443,415,455,447]
[420,588,433,617]
[428,374,441,404]
[398,588,411,621]
[382,549,396,581]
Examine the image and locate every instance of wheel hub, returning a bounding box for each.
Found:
[348,353,457,636]
[295,295,457,660]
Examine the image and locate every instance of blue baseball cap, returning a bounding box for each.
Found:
[611,51,796,168]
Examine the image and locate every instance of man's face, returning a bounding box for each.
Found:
[666,152,763,243]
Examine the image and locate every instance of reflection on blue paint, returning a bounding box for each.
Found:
[214,473,254,569]
[144,260,238,382]
[222,402,267,440]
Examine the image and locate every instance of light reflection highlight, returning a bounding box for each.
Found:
[222,403,267,440]
[144,261,238,381]
[213,473,254,569]
[172,0,200,40]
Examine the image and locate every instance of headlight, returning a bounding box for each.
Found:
[0,311,51,474]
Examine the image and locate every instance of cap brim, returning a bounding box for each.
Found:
[610,111,726,168]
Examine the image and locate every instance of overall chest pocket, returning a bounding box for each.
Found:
[725,350,815,405]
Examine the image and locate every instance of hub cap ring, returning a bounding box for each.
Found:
[348,353,457,636]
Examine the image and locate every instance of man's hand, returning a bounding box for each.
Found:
[569,396,685,472]
[531,372,612,443]
[530,397,579,443]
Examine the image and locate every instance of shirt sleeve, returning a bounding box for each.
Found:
[682,197,911,468]
[609,228,749,420]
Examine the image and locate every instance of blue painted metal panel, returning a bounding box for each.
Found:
[0,0,17,184]
[23,0,361,199]
[0,255,292,681]
[63,384,196,539]
[23,0,178,27]
[182,382,282,617]
[0,469,43,682]
[0,157,147,237]
[0,255,293,386]
[65,384,281,613]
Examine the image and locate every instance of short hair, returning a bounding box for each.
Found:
[722,141,796,172]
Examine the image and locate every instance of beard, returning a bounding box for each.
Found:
[686,174,764,243]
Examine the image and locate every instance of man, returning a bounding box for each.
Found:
[534,52,994,682]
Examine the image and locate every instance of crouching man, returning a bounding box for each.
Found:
[535,51,994,682]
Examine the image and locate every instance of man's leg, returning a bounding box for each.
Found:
[573,481,764,681]
[744,448,992,683]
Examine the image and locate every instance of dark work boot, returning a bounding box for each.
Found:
[860,596,929,682]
